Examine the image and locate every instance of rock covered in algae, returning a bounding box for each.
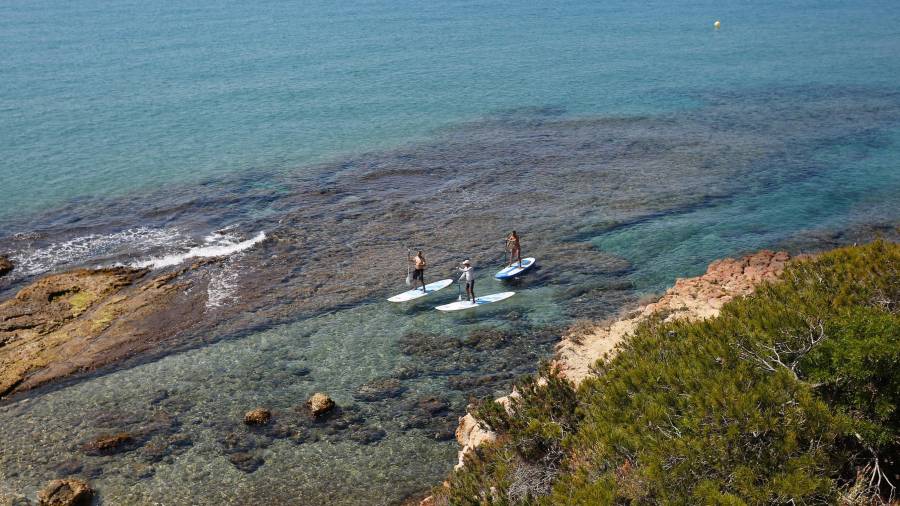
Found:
[0,266,208,398]
[80,432,137,456]
[243,408,272,425]
[306,392,335,417]
[36,479,92,506]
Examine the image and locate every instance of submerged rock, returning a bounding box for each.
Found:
[36,479,92,506]
[306,393,335,417]
[354,377,405,402]
[0,493,33,506]
[415,396,450,415]
[81,432,138,456]
[390,365,423,380]
[0,256,12,277]
[446,372,513,392]
[348,427,386,445]
[50,459,102,480]
[228,451,265,473]
[218,430,271,473]
[243,408,272,426]
[143,433,193,463]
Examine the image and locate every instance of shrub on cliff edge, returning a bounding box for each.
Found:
[435,240,899,505]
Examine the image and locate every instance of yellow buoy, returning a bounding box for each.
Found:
[714,20,721,29]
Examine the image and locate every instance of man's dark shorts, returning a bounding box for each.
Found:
[412,268,424,281]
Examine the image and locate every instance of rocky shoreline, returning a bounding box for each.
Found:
[437,249,794,503]
[0,263,214,399]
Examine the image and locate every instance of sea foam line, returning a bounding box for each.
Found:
[9,227,186,276]
[131,231,266,269]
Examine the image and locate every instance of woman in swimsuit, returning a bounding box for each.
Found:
[506,231,522,268]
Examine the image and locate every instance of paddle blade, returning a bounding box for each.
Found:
[405,273,412,286]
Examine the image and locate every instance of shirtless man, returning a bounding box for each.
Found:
[458,259,475,303]
[506,231,522,268]
[411,250,427,292]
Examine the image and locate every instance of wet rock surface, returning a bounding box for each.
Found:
[243,408,272,426]
[306,392,335,417]
[0,267,207,398]
[36,479,92,506]
[0,256,12,277]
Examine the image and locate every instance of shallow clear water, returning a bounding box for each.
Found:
[0,284,564,504]
[596,124,900,289]
[2,0,900,504]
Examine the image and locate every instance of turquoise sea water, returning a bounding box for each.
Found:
[3,0,899,218]
[2,0,900,504]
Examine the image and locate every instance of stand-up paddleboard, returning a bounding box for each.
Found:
[388,279,453,302]
[435,291,516,312]
[495,257,536,280]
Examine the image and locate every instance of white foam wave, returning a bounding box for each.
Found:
[9,227,186,276]
[131,231,266,269]
[206,257,242,309]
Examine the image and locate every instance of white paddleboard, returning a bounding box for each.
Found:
[435,291,516,312]
[495,257,536,279]
[388,279,453,302]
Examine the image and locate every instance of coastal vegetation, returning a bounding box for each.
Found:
[434,241,899,505]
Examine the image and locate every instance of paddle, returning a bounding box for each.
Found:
[501,238,511,268]
[405,247,412,286]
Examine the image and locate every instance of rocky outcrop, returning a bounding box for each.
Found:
[0,266,207,398]
[556,250,790,385]
[243,408,272,426]
[454,413,497,470]
[36,479,92,506]
[306,393,335,417]
[0,256,12,277]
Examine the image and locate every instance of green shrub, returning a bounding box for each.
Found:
[434,241,899,505]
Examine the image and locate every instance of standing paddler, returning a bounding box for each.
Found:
[410,250,427,292]
[458,259,475,303]
[506,230,522,268]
